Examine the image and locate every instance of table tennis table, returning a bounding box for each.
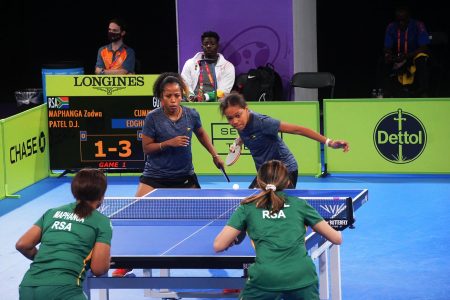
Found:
[85,188,368,300]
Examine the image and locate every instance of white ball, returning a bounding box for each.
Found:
[232,183,240,190]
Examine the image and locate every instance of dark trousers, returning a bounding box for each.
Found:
[377,55,431,97]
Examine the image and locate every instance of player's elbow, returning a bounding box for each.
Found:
[90,265,109,276]
[90,243,111,276]
[330,232,343,245]
[90,260,110,276]
[15,240,27,252]
[213,239,227,253]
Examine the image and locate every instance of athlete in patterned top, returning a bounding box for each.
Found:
[214,160,342,299]
[219,93,350,188]
[16,168,112,300]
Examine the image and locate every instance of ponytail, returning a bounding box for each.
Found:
[74,201,94,219]
[240,160,290,214]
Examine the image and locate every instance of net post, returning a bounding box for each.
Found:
[346,197,355,229]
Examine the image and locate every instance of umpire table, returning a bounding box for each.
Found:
[85,188,368,300]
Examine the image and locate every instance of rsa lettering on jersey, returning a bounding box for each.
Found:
[50,210,86,232]
[262,210,286,219]
[51,221,72,231]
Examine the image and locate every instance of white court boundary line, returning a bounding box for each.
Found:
[158,190,259,256]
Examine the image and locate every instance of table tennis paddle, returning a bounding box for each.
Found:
[234,230,246,245]
[226,144,241,166]
[219,165,231,182]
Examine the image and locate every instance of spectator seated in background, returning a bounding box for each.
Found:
[380,6,431,97]
[181,31,235,102]
[95,18,135,75]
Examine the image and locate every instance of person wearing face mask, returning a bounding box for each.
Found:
[95,18,136,75]
[181,31,235,102]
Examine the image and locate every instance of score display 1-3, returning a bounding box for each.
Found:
[79,131,144,169]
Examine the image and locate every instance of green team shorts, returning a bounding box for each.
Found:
[19,285,87,300]
[240,282,319,300]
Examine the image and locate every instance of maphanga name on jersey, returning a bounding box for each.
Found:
[53,211,85,223]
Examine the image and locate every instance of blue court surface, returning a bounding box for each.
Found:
[1,174,449,300]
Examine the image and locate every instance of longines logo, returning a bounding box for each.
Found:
[73,76,145,95]
[373,109,427,164]
[92,86,126,95]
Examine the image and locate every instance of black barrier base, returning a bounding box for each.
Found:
[317,163,329,178]
[54,168,143,178]
[57,169,77,178]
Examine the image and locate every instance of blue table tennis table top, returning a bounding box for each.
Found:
[108,188,368,269]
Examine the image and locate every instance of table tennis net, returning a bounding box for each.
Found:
[99,196,354,230]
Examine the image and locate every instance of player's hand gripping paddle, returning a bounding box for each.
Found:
[226,140,242,166]
[219,165,231,182]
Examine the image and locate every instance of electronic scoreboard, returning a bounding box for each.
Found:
[47,96,160,171]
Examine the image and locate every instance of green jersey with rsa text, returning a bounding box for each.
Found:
[227,192,323,291]
[20,202,112,287]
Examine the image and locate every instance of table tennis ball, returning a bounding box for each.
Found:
[233,184,240,190]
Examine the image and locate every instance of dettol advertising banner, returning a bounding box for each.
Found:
[324,98,450,173]
[184,102,321,175]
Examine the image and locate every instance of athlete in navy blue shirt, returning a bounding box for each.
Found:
[112,74,225,278]
[138,74,224,194]
[219,93,349,188]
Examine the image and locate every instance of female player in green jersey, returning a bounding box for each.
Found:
[214,160,342,300]
[16,169,112,300]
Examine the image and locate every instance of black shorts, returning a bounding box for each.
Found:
[139,174,201,188]
[248,170,298,189]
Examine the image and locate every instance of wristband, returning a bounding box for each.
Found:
[159,143,163,151]
[325,138,331,147]
[100,68,105,75]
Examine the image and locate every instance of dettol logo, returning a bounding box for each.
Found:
[373,109,426,163]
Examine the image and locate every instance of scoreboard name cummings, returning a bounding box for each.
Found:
[373,109,427,164]
[73,76,145,87]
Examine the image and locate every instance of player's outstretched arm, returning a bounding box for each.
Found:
[328,139,350,152]
[279,122,350,152]
[214,225,241,252]
[312,220,342,245]
[16,225,42,260]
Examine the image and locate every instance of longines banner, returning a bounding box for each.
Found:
[324,98,450,173]
[45,74,159,97]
